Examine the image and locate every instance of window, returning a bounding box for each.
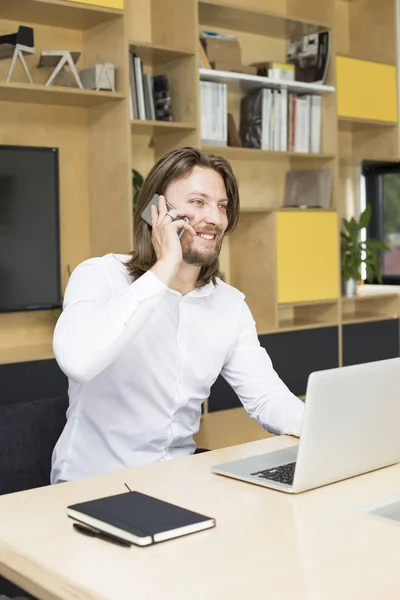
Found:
[363,163,400,284]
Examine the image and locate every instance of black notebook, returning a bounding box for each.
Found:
[67,491,216,547]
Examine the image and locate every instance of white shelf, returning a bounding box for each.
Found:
[199,69,335,94]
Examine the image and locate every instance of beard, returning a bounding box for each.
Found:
[181,227,223,267]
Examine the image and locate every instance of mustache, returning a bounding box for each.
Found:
[194,225,224,236]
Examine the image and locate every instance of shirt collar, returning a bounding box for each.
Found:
[168,280,216,299]
[187,280,216,298]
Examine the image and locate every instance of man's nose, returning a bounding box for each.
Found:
[204,203,222,226]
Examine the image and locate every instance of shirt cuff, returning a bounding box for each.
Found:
[287,399,305,437]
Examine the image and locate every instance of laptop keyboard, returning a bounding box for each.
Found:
[251,461,296,486]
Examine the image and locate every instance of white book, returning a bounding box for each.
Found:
[206,81,215,146]
[305,95,312,152]
[273,90,280,151]
[134,56,146,120]
[280,88,288,151]
[200,81,209,144]
[221,83,227,146]
[216,83,222,145]
[311,95,322,153]
[212,82,218,145]
[128,53,138,120]
[294,95,307,152]
[145,75,156,121]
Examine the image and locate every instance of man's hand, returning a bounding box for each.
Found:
[150,195,195,285]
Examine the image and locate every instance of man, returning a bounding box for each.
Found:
[51,147,304,483]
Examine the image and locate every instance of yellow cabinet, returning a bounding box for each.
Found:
[66,0,124,9]
[337,56,398,123]
[276,212,339,304]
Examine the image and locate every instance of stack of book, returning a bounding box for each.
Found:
[129,51,172,121]
[200,80,227,146]
[240,88,322,153]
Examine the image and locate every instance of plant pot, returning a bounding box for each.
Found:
[342,277,358,297]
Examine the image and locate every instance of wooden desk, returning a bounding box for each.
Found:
[1,436,400,600]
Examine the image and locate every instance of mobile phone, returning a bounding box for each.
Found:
[141,193,189,238]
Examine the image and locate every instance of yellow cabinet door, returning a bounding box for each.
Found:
[66,0,124,9]
[276,212,339,304]
[337,56,398,123]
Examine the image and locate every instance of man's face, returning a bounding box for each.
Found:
[164,166,229,267]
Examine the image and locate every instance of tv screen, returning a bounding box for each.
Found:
[0,145,61,312]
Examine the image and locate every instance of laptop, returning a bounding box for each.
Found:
[211,358,400,494]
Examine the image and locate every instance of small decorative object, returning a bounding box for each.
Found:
[38,50,83,89]
[0,25,35,84]
[283,169,332,209]
[341,205,390,297]
[79,63,115,92]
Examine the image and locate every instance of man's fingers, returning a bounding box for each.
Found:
[172,219,196,237]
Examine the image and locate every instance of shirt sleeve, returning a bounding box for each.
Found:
[220,301,305,437]
[53,259,168,383]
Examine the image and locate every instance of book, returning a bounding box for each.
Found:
[67,491,216,547]
[153,74,172,121]
[200,81,227,146]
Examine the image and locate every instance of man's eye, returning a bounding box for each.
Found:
[191,199,203,205]
[220,205,228,210]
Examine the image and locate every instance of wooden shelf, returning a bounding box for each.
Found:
[0,82,124,107]
[198,2,330,37]
[131,119,197,134]
[280,299,339,308]
[202,145,335,161]
[199,69,335,94]
[0,0,122,30]
[268,320,338,334]
[129,41,195,66]
[341,313,398,325]
[341,291,400,303]
[339,116,397,127]
[0,344,54,366]
[276,207,337,212]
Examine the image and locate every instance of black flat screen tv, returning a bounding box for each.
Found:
[0,145,61,313]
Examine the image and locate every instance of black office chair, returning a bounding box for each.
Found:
[0,396,68,496]
[0,396,68,598]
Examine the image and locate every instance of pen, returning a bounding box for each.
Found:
[73,522,131,548]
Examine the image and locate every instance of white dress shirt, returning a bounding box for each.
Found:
[51,253,304,483]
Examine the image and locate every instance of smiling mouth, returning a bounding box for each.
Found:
[196,232,216,241]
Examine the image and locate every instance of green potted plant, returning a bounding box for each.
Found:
[341,205,390,297]
[132,168,143,212]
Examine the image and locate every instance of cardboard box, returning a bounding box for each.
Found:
[202,37,241,65]
[210,61,257,75]
[251,61,295,80]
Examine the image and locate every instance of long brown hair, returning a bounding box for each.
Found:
[125,147,240,287]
